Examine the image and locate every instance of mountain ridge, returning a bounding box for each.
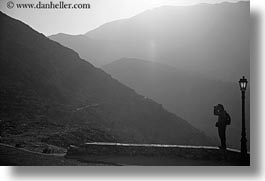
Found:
[0,11,212,148]
[50,1,249,82]
[103,57,250,149]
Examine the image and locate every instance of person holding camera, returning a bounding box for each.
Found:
[214,104,231,150]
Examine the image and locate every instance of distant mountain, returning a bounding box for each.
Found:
[50,1,249,82]
[49,33,141,67]
[103,58,250,149]
[0,12,212,147]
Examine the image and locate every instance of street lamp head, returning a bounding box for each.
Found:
[239,76,248,91]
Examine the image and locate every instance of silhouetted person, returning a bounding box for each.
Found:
[214,104,231,150]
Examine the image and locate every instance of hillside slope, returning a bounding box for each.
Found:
[103,58,250,149]
[0,12,212,148]
[50,1,249,82]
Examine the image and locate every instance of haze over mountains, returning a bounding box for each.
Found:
[50,1,249,82]
[0,11,212,148]
[103,58,250,149]
[49,1,250,149]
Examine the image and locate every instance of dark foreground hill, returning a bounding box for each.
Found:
[0,12,212,149]
[103,58,250,149]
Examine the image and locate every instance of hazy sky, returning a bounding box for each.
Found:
[0,0,248,36]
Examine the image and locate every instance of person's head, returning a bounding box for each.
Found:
[217,104,224,111]
[214,104,224,115]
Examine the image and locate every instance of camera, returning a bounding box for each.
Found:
[214,105,219,115]
[214,104,223,115]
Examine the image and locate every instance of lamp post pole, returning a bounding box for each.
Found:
[239,76,248,158]
[240,89,247,157]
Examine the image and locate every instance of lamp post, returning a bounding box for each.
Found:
[239,76,248,157]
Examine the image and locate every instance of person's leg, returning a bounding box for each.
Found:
[218,127,226,149]
[218,127,223,147]
[222,126,226,148]
[220,127,226,148]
